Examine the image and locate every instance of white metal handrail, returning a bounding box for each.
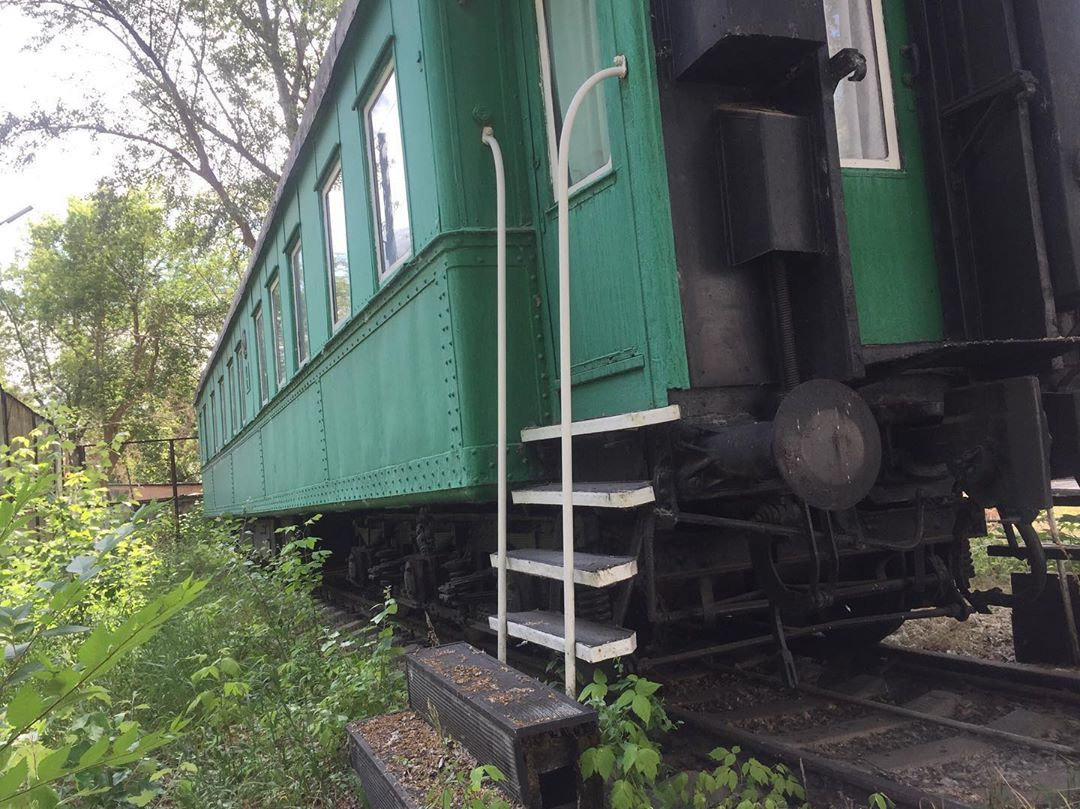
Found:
[556,55,628,696]
[482,126,508,664]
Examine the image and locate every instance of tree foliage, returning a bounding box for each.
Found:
[0,0,341,247]
[0,184,236,475]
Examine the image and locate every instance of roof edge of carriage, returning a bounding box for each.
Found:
[196,0,364,399]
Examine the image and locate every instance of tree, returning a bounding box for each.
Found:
[0,0,341,248]
[0,184,236,475]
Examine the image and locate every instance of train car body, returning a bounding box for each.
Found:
[197,0,1080,665]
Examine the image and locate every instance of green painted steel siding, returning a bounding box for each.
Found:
[197,0,686,516]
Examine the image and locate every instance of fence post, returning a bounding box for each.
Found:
[169,438,181,543]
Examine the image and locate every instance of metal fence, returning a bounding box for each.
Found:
[74,436,201,542]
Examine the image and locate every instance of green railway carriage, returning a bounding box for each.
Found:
[198,0,1080,668]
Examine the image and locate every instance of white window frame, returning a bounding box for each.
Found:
[289,239,309,366]
[534,0,614,196]
[364,62,413,281]
[253,304,269,405]
[322,160,351,329]
[268,275,286,387]
[837,0,902,171]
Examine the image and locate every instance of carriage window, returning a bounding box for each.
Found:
[199,406,207,460]
[290,240,309,365]
[226,358,237,436]
[253,304,269,404]
[824,0,900,169]
[269,276,286,386]
[236,341,247,423]
[365,64,412,278]
[218,376,227,442]
[323,163,351,326]
[209,392,217,454]
[536,0,611,189]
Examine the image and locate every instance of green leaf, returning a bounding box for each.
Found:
[580,748,597,779]
[635,747,660,780]
[611,779,636,809]
[634,678,661,697]
[41,624,91,638]
[127,789,157,806]
[631,693,652,727]
[65,555,102,580]
[6,684,44,728]
[0,758,29,799]
[21,783,59,809]
[594,746,616,781]
[78,737,109,768]
[36,745,72,783]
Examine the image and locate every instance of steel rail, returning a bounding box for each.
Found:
[706,662,1080,757]
[670,706,978,809]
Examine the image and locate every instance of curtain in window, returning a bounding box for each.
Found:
[543,0,610,185]
[824,0,890,162]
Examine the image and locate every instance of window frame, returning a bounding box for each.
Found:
[217,375,227,446]
[363,61,413,281]
[322,159,351,329]
[268,273,287,387]
[236,340,247,424]
[226,357,237,437]
[199,406,207,462]
[289,238,309,366]
[253,303,269,405]
[831,0,902,171]
[534,0,614,197]
[209,392,217,455]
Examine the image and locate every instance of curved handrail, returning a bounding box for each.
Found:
[555,55,628,696]
[482,126,508,664]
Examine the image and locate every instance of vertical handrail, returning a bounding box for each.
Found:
[556,55,628,696]
[482,126,509,664]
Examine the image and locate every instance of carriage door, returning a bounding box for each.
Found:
[827,0,944,345]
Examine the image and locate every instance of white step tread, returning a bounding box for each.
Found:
[511,481,655,509]
[488,610,637,663]
[489,549,638,587]
[521,405,681,443]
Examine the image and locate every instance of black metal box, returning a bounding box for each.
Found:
[346,720,418,809]
[661,0,827,82]
[1012,573,1080,665]
[406,643,601,809]
[717,107,822,265]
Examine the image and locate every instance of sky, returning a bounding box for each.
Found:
[0,6,126,266]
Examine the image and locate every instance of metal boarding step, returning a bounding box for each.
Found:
[489,549,637,587]
[488,610,638,664]
[512,481,655,508]
[520,404,681,443]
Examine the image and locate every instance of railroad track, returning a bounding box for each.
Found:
[659,645,1080,808]
[319,574,1080,806]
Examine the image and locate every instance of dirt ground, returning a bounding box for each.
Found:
[887,609,1017,661]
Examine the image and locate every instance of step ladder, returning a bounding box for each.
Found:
[484,57,683,696]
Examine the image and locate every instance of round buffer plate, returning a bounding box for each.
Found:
[772,379,882,511]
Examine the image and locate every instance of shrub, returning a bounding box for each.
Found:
[0,430,206,807]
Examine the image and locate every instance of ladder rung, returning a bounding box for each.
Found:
[488,610,637,663]
[520,405,681,443]
[511,481,654,509]
[490,549,637,587]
